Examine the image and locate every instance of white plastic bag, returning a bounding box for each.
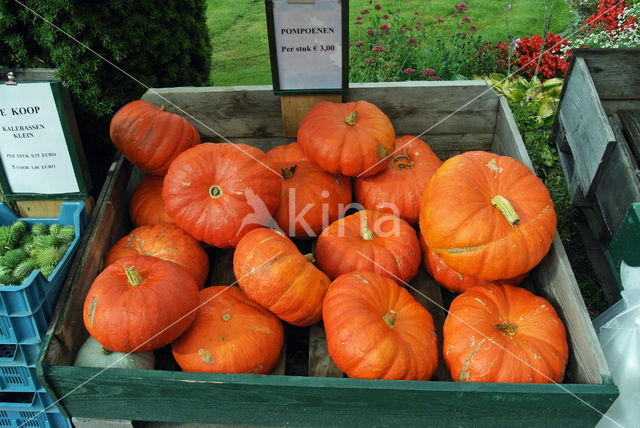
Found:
[595,261,640,428]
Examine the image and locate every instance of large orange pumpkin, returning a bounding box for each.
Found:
[109,100,200,176]
[419,235,527,294]
[322,270,438,380]
[443,283,568,383]
[315,210,421,284]
[354,135,442,226]
[83,255,199,353]
[129,175,172,227]
[172,286,284,374]
[104,223,209,289]
[419,151,556,281]
[266,142,352,239]
[162,143,282,248]
[297,100,395,177]
[233,228,330,326]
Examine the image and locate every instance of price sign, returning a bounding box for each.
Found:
[266,0,348,94]
[0,79,90,199]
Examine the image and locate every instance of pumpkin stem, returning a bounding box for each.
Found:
[491,195,520,226]
[101,347,113,356]
[383,310,398,329]
[392,154,414,170]
[281,165,297,180]
[124,266,146,287]
[209,184,223,199]
[360,215,376,241]
[496,322,518,335]
[304,253,316,263]
[345,110,359,126]
[160,105,167,112]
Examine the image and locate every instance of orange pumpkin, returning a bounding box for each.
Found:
[354,135,442,225]
[297,100,395,177]
[109,100,200,176]
[233,228,330,326]
[129,175,172,227]
[83,255,199,353]
[315,210,421,284]
[104,223,209,289]
[443,283,568,383]
[266,143,352,239]
[172,286,284,374]
[323,270,438,380]
[162,143,282,248]
[419,151,556,281]
[419,235,527,294]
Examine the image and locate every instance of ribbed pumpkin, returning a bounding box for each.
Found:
[233,228,330,326]
[83,255,199,353]
[297,100,395,177]
[443,283,568,383]
[323,270,438,380]
[419,235,527,294]
[129,175,172,227]
[354,135,442,225]
[109,100,200,176]
[419,151,557,281]
[104,223,209,289]
[172,286,284,374]
[266,142,352,239]
[162,143,282,248]
[315,210,421,284]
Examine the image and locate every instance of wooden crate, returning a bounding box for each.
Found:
[37,81,617,426]
[550,48,640,294]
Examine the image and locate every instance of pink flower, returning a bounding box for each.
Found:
[355,41,364,47]
[382,13,390,19]
[379,23,390,33]
[365,58,375,66]
[361,9,369,14]
[374,4,381,10]
[437,17,445,23]
[356,15,363,20]
[367,28,375,35]
[414,11,420,15]
[399,28,406,34]
[372,45,385,53]
[469,25,478,32]
[422,68,435,76]
[450,13,457,18]
[456,3,468,13]
[354,20,363,25]
[407,37,418,46]
[403,68,416,74]
[462,16,472,23]
[431,75,441,81]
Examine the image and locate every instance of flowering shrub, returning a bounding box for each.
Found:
[516,33,571,80]
[572,0,640,48]
[349,2,501,83]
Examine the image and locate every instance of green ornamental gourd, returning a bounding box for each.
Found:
[74,336,155,370]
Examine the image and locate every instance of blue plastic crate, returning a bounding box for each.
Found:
[0,408,70,428]
[0,342,42,368]
[0,298,51,345]
[0,201,88,318]
[0,365,40,392]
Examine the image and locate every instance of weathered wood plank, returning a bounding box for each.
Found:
[0,67,58,82]
[558,57,617,200]
[308,323,342,378]
[532,235,611,385]
[594,117,640,238]
[574,48,640,100]
[46,366,617,427]
[492,95,534,172]
[617,110,640,165]
[280,94,342,137]
[15,197,95,218]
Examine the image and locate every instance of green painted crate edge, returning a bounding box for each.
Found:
[605,202,640,290]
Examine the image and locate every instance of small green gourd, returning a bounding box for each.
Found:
[1,248,28,269]
[12,258,36,284]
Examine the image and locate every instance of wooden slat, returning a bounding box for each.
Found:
[492,96,533,172]
[280,94,342,137]
[308,323,342,378]
[0,67,58,82]
[15,197,95,218]
[533,235,611,385]
[617,110,640,164]
[575,48,640,101]
[594,117,640,238]
[557,57,617,200]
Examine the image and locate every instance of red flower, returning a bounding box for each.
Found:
[403,68,416,74]
[355,41,364,47]
[407,37,418,46]
[431,75,441,81]
[367,28,375,35]
[383,14,390,19]
[379,23,391,34]
[469,25,478,32]
[361,9,370,14]
[437,17,445,23]
[375,4,382,10]
[462,16,472,23]
[372,45,385,54]
[422,68,435,76]
[456,3,468,13]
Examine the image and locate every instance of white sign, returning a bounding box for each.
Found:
[272,0,343,90]
[0,82,80,194]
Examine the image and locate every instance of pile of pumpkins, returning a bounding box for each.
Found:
[75,98,569,384]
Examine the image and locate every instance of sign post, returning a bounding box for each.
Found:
[0,72,92,216]
[265,0,348,137]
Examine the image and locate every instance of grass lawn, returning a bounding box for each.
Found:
[206,0,575,86]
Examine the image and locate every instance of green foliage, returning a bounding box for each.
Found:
[0,0,212,188]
